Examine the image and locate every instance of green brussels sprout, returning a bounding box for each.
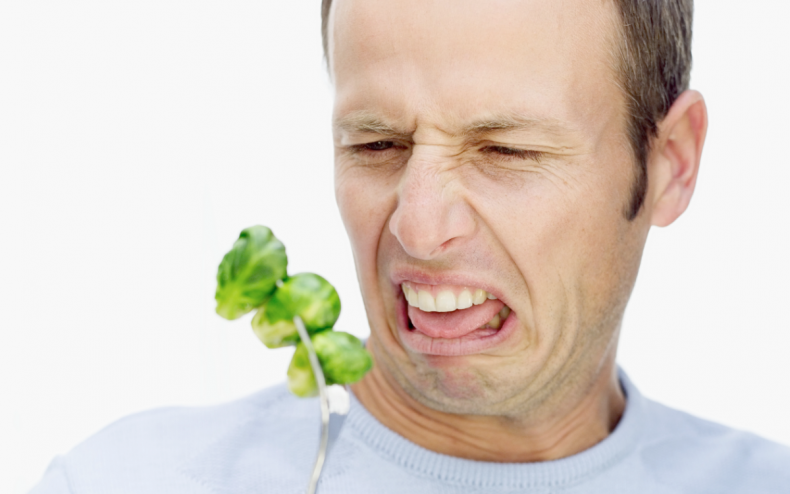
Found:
[215,226,287,320]
[314,331,372,386]
[251,273,340,348]
[286,331,372,397]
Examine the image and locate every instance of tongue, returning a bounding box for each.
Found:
[408,299,505,339]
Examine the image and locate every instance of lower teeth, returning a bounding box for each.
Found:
[481,306,511,330]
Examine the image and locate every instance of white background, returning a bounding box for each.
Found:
[2,1,789,492]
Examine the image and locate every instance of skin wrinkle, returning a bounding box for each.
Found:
[403,168,538,413]
[331,0,706,462]
[361,334,622,462]
[326,0,694,220]
[392,158,465,260]
[347,142,587,196]
[336,107,608,211]
[336,113,587,155]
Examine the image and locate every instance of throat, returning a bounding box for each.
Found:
[351,347,626,463]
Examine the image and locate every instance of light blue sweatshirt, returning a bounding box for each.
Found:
[30,371,790,493]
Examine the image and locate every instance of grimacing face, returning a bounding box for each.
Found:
[331,0,653,417]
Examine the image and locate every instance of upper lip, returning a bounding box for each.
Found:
[390,267,508,307]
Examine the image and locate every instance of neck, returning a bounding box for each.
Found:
[351,358,625,463]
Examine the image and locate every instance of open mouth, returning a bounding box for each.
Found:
[397,281,516,356]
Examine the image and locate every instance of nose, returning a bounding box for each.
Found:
[388,157,475,260]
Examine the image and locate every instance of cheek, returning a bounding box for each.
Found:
[474,155,634,322]
[335,166,398,271]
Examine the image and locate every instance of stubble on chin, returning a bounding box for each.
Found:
[367,330,540,417]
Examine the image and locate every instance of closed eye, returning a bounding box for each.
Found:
[481,145,543,162]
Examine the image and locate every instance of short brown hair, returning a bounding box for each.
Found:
[321,0,693,220]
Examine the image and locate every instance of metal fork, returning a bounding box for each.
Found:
[293,316,350,494]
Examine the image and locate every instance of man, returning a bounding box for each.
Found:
[31,0,790,492]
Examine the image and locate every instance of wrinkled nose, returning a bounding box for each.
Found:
[388,161,475,260]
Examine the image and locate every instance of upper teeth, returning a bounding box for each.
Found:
[402,284,496,312]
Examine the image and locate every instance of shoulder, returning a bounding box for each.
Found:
[637,397,790,493]
[35,384,319,494]
[66,383,300,465]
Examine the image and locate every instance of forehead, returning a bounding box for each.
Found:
[329,0,624,137]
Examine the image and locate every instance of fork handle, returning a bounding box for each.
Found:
[293,316,330,494]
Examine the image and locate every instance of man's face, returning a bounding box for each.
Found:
[331,0,651,416]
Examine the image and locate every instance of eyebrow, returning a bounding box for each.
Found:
[334,112,413,140]
[462,114,571,137]
[334,111,574,140]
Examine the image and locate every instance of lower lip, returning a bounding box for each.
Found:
[396,295,518,357]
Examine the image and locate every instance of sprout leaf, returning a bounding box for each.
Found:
[252,273,340,348]
[215,225,287,320]
[287,342,319,397]
[286,331,372,396]
[315,331,372,385]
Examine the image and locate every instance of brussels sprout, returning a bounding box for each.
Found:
[215,226,288,320]
[286,331,372,396]
[314,331,372,386]
[251,273,340,348]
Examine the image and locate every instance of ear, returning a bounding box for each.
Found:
[648,90,708,227]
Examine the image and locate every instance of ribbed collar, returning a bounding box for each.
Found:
[345,368,643,490]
